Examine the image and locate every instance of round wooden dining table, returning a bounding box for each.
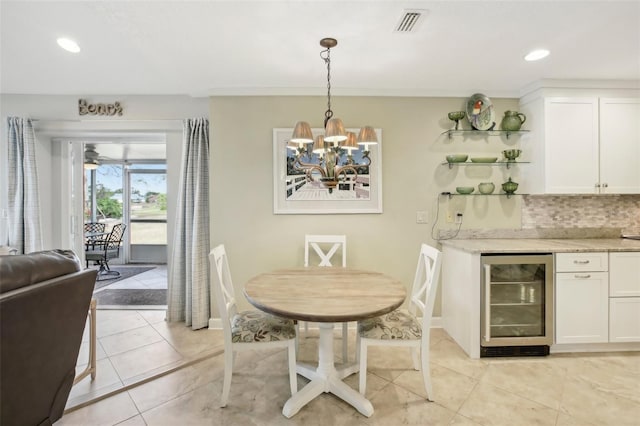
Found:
[244,267,406,418]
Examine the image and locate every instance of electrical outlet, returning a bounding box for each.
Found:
[416,210,428,224]
[446,211,453,223]
[455,212,463,224]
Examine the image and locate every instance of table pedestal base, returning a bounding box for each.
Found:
[283,323,373,418]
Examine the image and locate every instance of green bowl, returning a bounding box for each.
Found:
[448,111,466,121]
[456,186,475,194]
[446,154,469,163]
[478,182,496,194]
[470,157,498,163]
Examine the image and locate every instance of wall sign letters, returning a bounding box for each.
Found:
[78,99,123,116]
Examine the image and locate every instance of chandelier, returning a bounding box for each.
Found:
[288,38,378,194]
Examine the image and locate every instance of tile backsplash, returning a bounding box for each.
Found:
[522,194,640,233]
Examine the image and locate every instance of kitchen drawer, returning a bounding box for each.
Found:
[555,252,608,272]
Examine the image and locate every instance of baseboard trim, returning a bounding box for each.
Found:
[551,342,640,354]
[208,317,222,329]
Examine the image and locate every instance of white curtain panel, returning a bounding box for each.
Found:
[6,117,43,254]
[167,118,211,329]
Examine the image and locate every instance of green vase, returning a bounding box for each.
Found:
[501,111,526,131]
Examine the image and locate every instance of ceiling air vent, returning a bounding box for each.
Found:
[394,9,427,33]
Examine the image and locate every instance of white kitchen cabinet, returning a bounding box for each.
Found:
[542,97,640,194]
[610,297,640,342]
[543,98,600,194]
[555,252,609,344]
[609,252,640,297]
[599,99,640,194]
[519,82,640,194]
[442,241,640,357]
[609,252,640,342]
[555,252,639,344]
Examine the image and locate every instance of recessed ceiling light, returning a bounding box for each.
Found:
[524,49,550,62]
[57,37,80,53]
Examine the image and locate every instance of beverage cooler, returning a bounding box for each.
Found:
[481,254,554,357]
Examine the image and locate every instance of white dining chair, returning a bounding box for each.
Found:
[303,234,350,363]
[356,243,442,400]
[210,244,298,407]
[305,234,347,268]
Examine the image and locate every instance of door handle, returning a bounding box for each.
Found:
[484,264,491,342]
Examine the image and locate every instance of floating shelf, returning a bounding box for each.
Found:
[441,193,526,199]
[442,161,530,170]
[442,129,530,140]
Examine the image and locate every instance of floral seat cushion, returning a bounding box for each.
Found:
[358,309,421,340]
[231,310,296,343]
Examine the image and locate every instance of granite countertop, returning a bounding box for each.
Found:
[440,238,640,254]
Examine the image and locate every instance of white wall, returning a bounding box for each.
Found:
[210,96,523,317]
[0,95,209,262]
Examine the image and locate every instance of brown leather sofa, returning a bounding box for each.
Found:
[0,249,97,426]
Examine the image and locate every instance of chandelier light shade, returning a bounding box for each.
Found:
[291,121,313,144]
[289,37,377,194]
[324,118,347,143]
[343,132,358,153]
[357,126,378,145]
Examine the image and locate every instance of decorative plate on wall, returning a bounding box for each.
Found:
[466,93,496,131]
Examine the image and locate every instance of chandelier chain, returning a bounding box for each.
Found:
[321,47,333,127]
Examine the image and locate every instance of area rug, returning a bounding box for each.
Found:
[94,266,156,289]
[94,289,167,306]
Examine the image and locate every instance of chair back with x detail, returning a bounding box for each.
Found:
[210,244,298,408]
[304,234,346,267]
[357,243,442,400]
[409,244,442,332]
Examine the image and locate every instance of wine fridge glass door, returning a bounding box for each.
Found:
[481,254,554,347]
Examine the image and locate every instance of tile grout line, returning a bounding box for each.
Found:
[64,347,224,414]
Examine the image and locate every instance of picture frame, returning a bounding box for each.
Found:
[273,127,383,214]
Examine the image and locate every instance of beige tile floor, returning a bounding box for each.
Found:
[59,324,640,426]
[68,266,225,409]
[68,308,224,409]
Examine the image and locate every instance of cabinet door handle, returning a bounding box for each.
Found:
[595,183,601,188]
[602,183,608,188]
[484,265,491,343]
[574,274,591,279]
[573,260,590,264]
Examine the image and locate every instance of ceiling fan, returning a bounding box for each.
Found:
[84,144,111,170]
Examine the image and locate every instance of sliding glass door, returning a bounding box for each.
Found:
[127,164,167,263]
[84,161,167,264]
